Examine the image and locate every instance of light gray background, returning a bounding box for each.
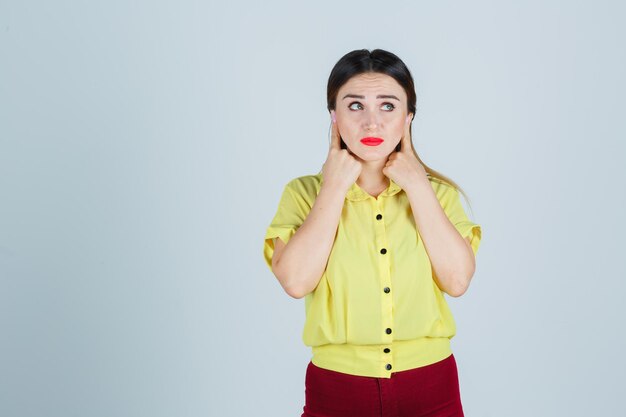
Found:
[1,1,625,416]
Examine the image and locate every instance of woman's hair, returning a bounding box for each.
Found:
[323,48,474,211]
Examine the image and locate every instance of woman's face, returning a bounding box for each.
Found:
[333,73,413,160]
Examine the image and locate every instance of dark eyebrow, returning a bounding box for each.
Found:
[342,94,400,101]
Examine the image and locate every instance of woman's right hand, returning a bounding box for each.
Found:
[321,112,362,194]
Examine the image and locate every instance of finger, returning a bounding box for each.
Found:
[329,114,341,151]
[401,114,413,153]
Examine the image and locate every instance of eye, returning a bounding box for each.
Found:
[348,101,396,111]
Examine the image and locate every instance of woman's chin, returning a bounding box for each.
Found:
[353,149,393,161]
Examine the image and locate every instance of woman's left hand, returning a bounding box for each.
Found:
[382,115,428,191]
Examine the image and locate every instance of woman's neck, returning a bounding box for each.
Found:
[356,158,390,190]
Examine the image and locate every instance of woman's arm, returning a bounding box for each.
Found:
[272,183,346,299]
[405,178,477,297]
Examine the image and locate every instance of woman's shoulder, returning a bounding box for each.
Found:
[425,176,464,206]
[426,175,456,193]
[284,172,323,200]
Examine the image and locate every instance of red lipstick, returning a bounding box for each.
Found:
[360,137,384,146]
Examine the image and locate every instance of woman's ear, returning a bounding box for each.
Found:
[331,111,336,123]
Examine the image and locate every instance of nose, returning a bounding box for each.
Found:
[362,110,381,130]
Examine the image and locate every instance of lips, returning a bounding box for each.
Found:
[360,137,384,146]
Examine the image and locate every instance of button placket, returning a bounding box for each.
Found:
[373,197,394,374]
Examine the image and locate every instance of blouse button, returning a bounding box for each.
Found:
[380,248,387,254]
[383,287,390,293]
[386,328,392,334]
[384,348,390,353]
[386,364,392,370]
[376,214,382,220]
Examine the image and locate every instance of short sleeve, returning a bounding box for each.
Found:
[438,184,482,256]
[263,181,311,272]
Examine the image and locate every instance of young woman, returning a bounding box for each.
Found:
[263,49,482,417]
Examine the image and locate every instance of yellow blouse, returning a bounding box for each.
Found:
[263,173,481,378]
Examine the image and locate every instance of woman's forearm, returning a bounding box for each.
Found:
[274,183,346,298]
[405,178,476,297]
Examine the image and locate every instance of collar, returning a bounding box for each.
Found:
[317,173,402,201]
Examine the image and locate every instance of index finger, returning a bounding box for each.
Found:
[329,117,341,151]
[401,114,413,153]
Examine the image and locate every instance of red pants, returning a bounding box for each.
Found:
[301,353,464,417]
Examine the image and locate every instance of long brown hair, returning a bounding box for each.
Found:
[322,48,475,213]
